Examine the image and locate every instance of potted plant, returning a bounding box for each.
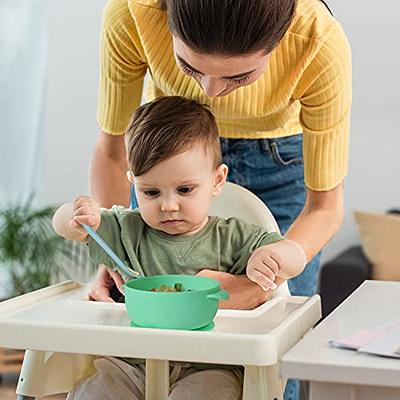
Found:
[0,196,95,298]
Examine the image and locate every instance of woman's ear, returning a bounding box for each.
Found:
[212,163,228,196]
[126,170,134,184]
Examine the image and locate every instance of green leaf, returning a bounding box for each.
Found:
[0,196,81,296]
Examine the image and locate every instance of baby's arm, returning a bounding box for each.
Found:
[246,239,307,290]
[52,196,101,242]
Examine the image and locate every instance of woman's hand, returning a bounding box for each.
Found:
[89,264,125,302]
[246,239,307,290]
[196,269,271,310]
[69,195,101,235]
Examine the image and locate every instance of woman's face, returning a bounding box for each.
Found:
[173,37,270,98]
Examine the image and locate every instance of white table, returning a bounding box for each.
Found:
[0,281,320,400]
[280,280,400,400]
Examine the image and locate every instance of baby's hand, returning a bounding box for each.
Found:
[69,196,101,234]
[246,239,307,290]
[246,245,280,290]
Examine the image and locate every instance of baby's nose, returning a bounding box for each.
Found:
[160,198,179,212]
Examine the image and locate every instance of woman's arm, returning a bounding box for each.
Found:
[89,133,132,302]
[196,269,272,310]
[90,132,131,208]
[89,0,146,301]
[285,183,344,262]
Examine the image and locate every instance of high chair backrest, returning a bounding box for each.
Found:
[210,182,290,296]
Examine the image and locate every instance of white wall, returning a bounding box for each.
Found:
[42,0,107,205]
[322,0,400,262]
[41,0,400,261]
[0,1,46,204]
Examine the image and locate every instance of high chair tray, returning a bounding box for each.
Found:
[0,281,320,366]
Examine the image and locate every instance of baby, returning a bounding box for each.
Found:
[53,96,306,400]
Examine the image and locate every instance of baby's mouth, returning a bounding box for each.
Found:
[161,219,184,225]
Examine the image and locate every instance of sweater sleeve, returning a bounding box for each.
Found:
[97,0,148,135]
[294,24,352,191]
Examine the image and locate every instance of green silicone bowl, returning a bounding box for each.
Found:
[123,274,229,330]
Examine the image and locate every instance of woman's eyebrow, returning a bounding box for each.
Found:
[176,55,256,79]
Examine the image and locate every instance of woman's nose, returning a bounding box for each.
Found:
[200,75,227,97]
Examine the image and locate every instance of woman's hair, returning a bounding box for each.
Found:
[161,0,296,56]
[125,96,222,176]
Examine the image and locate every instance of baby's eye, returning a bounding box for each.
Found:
[177,186,193,194]
[144,190,160,197]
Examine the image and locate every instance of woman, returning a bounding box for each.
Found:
[88,0,351,397]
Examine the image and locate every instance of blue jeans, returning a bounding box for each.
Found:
[220,135,321,400]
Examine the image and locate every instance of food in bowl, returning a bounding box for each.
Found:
[149,282,189,292]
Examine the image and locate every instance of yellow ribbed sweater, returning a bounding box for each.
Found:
[97,0,352,190]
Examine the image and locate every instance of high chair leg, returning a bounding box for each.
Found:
[16,350,45,398]
[243,365,284,400]
[145,359,169,400]
[16,349,94,398]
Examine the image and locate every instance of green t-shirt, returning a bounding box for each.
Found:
[88,206,283,278]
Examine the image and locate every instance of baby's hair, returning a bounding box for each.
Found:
[125,96,222,176]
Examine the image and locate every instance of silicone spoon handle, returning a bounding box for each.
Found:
[81,223,139,279]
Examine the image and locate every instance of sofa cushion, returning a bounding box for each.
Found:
[354,211,400,281]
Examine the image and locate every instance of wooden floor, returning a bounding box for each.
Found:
[0,374,17,400]
[0,384,17,398]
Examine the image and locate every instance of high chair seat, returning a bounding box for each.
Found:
[0,182,320,400]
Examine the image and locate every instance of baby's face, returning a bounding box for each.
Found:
[133,146,227,236]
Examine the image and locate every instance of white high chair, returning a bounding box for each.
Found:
[0,182,320,400]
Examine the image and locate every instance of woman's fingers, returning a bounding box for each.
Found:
[88,265,116,302]
[88,287,114,303]
[108,268,125,295]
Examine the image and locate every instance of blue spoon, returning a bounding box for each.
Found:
[81,223,139,279]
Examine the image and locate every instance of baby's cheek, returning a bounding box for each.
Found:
[139,205,156,225]
[192,200,209,219]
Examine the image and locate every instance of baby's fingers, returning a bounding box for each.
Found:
[247,267,277,290]
[73,195,92,209]
[72,214,99,227]
[74,204,97,217]
[261,255,280,275]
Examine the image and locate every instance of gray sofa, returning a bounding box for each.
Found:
[319,246,371,317]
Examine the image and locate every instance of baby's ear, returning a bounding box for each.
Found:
[126,170,134,184]
[212,164,228,196]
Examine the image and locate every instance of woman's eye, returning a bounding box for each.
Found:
[179,63,198,77]
[144,190,159,197]
[229,75,250,85]
[178,187,193,194]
